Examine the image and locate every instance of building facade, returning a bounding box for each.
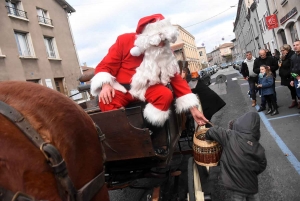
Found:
[0,0,82,100]
[256,0,279,53]
[208,43,234,65]
[197,46,208,67]
[233,0,265,59]
[171,25,202,72]
[267,0,300,48]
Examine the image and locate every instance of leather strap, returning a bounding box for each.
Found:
[0,101,45,148]
[0,187,35,201]
[77,171,105,201]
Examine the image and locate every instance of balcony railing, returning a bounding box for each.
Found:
[37,16,53,26]
[5,6,27,19]
[47,50,56,58]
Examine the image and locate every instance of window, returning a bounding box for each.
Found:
[44,37,59,59]
[199,51,203,56]
[27,79,40,84]
[5,1,27,19]
[290,23,299,42]
[37,8,52,26]
[14,31,35,57]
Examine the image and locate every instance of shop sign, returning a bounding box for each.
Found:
[265,14,279,30]
[280,7,297,25]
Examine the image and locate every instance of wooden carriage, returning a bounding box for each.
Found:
[78,84,214,201]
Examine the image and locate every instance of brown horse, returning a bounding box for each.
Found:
[0,81,109,201]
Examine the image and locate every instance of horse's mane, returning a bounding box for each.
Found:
[0,81,106,200]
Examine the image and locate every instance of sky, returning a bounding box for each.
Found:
[67,0,238,67]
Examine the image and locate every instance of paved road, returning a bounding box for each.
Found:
[109,66,300,201]
[212,66,300,201]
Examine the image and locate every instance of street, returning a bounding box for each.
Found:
[109,66,300,201]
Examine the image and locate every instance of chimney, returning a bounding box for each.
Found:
[83,62,87,67]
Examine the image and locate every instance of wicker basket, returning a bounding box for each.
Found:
[193,126,222,167]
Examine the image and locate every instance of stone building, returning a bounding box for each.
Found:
[171,25,202,72]
[267,0,300,48]
[208,43,234,65]
[233,0,265,59]
[256,0,279,53]
[197,46,208,67]
[0,0,82,100]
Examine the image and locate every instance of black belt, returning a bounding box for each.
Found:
[120,84,131,90]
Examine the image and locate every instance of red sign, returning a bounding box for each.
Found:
[265,14,279,30]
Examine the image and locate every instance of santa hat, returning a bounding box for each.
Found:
[130,14,178,57]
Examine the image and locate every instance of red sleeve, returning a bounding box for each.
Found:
[94,36,123,76]
[170,73,192,98]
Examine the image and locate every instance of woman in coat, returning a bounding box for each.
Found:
[180,67,226,127]
[279,44,298,108]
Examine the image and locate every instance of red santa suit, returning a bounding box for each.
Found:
[91,14,199,126]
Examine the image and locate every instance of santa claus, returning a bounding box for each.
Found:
[91,14,207,126]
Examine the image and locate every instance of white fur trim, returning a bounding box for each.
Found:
[175,93,200,113]
[130,46,143,56]
[143,103,170,127]
[112,82,127,93]
[90,72,115,96]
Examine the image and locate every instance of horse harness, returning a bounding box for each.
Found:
[0,101,106,201]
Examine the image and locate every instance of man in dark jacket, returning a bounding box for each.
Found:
[253,49,279,112]
[206,112,267,200]
[290,40,300,110]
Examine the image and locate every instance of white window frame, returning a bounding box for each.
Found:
[6,1,28,21]
[37,7,53,27]
[0,47,6,58]
[14,31,36,58]
[44,36,60,60]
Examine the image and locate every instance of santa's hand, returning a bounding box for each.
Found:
[99,83,115,104]
[190,107,208,126]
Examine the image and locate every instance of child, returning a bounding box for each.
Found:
[205,112,267,201]
[257,65,279,115]
[291,73,300,88]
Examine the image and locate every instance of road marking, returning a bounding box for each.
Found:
[241,83,248,85]
[268,113,300,120]
[232,78,238,80]
[256,105,300,175]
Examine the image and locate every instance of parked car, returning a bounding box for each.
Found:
[211,65,218,73]
[198,70,211,86]
[220,63,228,69]
[234,60,244,72]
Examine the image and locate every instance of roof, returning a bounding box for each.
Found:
[171,43,184,51]
[54,0,76,13]
[219,43,234,49]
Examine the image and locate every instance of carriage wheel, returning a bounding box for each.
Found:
[187,157,205,201]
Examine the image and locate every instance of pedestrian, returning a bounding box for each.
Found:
[180,68,226,127]
[279,44,299,108]
[241,51,258,107]
[290,40,300,111]
[205,112,267,201]
[253,49,279,112]
[257,65,279,115]
[90,14,208,127]
[273,49,280,61]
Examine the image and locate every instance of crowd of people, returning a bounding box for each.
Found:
[240,40,300,115]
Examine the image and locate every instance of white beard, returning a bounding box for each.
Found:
[129,42,179,101]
